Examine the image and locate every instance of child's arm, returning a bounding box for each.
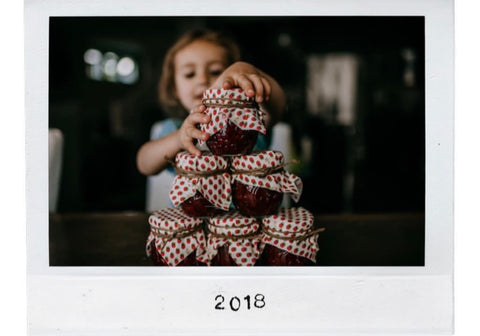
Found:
[136,107,210,176]
[137,62,285,176]
[212,61,287,127]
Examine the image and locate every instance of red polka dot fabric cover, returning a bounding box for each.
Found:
[146,208,206,266]
[198,88,266,145]
[261,207,319,262]
[198,212,263,266]
[169,151,231,211]
[231,150,303,202]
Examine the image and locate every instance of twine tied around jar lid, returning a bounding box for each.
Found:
[151,223,204,240]
[168,154,232,211]
[230,159,299,177]
[202,87,258,107]
[261,225,325,241]
[200,97,267,127]
[199,89,267,142]
[202,97,259,109]
[198,207,264,266]
[174,165,228,178]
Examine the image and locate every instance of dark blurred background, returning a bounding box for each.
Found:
[49,16,424,215]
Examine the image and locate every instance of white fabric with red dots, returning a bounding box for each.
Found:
[261,207,319,262]
[146,208,206,266]
[231,151,303,202]
[175,151,229,172]
[199,88,266,144]
[169,152,232,211]
[198,212,263,266]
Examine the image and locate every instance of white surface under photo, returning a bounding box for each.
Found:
[25,0,453,335]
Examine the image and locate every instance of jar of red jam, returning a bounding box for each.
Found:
[199,88,266,155]
[197,212,263,266]
[169,151,231,217]
[230,151,303,217]
[146,208,207,266]
[260,207,323,266]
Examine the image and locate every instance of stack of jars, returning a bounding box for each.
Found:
[146,88,324,266]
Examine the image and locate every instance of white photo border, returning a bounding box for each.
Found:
[26,0,453,334]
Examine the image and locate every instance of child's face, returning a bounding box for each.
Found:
[174,39,228,111]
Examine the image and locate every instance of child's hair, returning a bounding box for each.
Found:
[158,29,241,117]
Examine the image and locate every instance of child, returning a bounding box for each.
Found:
[136,29,287,176]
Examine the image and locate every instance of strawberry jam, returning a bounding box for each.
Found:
[181,191,226,217]
[260,208,321,266]
[261,244,315,266]
[149,241,206,266]
[210,245,238,266]
[198,212,263,266]
[200,88,266,156]
[206,120,258,155]
[169,151,231,217]
[230,151,303,217]
[232,180,283,217]
[146,208,207,267]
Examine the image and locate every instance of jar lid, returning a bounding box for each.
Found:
[170,155,232,210]
[231,151,303,202]
[149,207,203,231]
[262,207,314,234]
[209,211,259,228]
[198,211,263,266]
[175,151,228,173]
[208,212,260,237]
[261,207,321,262]
[146,208,207,266]
[199,88,266,140]
[202,88,255,106]
[231,150,284,172]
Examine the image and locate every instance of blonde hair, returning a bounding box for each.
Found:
[158,29,241,117]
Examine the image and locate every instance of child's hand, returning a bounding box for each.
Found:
[177,104,210,156]
[212,61,272,103]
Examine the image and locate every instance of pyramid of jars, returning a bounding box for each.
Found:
[146,88,324,266]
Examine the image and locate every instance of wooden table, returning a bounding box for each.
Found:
[49,212,424,266]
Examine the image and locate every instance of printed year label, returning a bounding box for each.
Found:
[214,294,266,312]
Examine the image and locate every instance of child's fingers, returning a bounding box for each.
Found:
[222,77,235,89]
[236,74,255,97]
[260,77,272,101]
[191,104,206,114]
[184,141,201,157]
[248,74,265,103]
[185,111,210,125]
[187,127,209,141]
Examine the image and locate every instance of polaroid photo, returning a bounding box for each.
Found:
[25,0,454,335]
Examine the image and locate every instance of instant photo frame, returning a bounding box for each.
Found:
[26,0,454,335]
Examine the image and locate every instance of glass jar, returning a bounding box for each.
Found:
[199,88,266,155]
[146,208,207,266]
[198,211,263,266]
[260,207,323,266]
[231,151,303,217]
[169,151,231,217]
